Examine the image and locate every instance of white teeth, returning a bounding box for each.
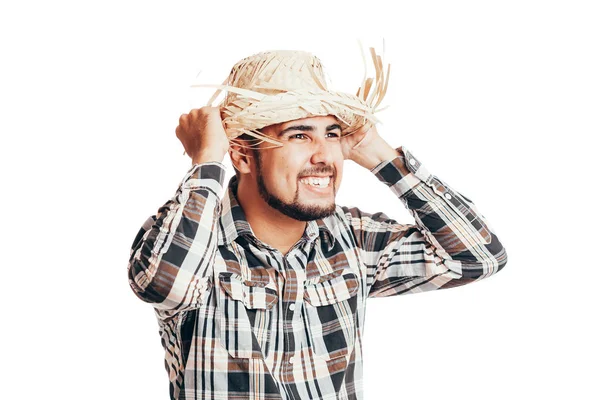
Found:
[300,176,331,187]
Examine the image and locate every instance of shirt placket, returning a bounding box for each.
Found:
[273,239,314,399]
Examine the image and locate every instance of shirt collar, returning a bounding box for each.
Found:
[218,175,336,251]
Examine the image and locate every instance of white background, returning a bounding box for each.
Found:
[1,0,598,399]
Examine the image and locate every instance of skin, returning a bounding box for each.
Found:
[177,108,398,255]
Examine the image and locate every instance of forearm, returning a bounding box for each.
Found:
[127,162,226,310]
[371,146,507,279]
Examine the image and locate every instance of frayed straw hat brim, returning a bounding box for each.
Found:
[191,45,390,149]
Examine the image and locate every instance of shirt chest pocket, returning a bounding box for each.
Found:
[217,272,278,359]
[304,272,360,360]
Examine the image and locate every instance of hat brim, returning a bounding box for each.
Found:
[193,84,380,147]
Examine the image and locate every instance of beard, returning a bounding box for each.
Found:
[254,151,337,221]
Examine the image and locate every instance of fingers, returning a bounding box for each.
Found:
[352,130,370,150]
[175,107,229,161]
[177,108,210,135]
[178,113,189,132]
[178,107,216,130]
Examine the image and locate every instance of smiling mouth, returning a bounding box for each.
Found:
[299,176,332,188]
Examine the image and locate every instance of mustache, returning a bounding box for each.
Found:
[298,166,336,177]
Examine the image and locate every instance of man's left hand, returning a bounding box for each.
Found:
[341,122,399,170]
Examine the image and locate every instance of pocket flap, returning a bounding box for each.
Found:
[219,273,278,310]
[304,273,359,307]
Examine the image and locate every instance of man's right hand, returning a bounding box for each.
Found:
[176,106,230,164]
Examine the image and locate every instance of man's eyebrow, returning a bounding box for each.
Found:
[277,124,342,137]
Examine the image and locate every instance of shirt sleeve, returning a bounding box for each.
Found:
[127,162,226,310]
[342,146,508,298]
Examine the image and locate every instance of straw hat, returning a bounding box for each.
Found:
[192,45,391,149]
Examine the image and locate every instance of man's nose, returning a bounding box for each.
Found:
[310,138,337,165]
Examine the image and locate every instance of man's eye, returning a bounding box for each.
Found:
[291,133,307,139]
[327,132,341,138]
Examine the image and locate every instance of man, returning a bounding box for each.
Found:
[127,49,507,400]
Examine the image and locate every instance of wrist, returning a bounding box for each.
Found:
[191,150,226,165]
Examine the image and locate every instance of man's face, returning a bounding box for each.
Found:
[249,115,344,221]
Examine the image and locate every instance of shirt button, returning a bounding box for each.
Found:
[409,158,416,165]
[444,193,452,200]
[289,303,296,311]
[289,356,296,364]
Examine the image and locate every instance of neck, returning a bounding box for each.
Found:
[236,177,306,254]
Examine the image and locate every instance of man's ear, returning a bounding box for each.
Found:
[229,142,255,175]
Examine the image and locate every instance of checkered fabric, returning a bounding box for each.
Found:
[127,146,507,400]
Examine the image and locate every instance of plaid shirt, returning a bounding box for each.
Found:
[128,146,507,400]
